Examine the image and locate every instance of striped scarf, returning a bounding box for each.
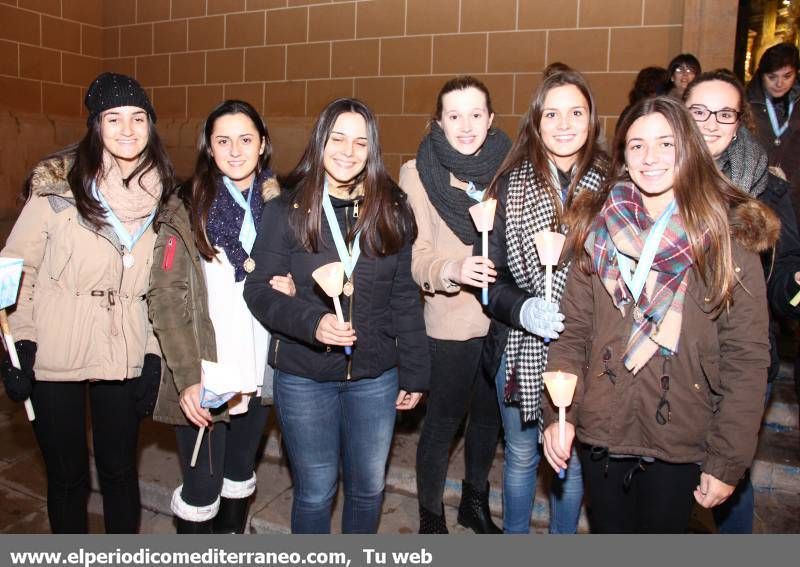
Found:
[586,182,701,373]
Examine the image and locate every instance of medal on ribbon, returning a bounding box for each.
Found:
[322,181,361,297]
[222,176,258,273]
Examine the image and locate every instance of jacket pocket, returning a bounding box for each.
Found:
[270,338,280,368]
[45,238,72,281]
[698,354,723,413]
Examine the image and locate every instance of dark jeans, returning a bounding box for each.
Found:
[275,368,398,534]
[579,445,699,533]
[416,337,501,513]
[174,396,269,509]
[30,379,142,534]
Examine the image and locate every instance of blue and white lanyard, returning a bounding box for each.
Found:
[321,181,361,278]
[465,181,485,202]
[616,200,677,303]
[222,176,257,254]
[92,180,156,254]
[765,96,796,143]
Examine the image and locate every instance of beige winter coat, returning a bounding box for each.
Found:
[399,160,490,341]
[1,155,159,381]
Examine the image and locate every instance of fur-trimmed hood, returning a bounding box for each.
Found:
[29,154,75,197]
[729,198,780,254]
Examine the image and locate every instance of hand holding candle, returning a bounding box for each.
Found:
[542,370,578,479]
[468,199,497,305]
[312,262,353,356]
[533,231,566,344]
[0,257,35,421]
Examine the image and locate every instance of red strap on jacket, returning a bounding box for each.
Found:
[162,236,177,271]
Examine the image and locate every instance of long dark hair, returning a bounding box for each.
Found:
[568,96,751,310]
[25,112,174,229]
[281,97,414,257]
[183,99,272,260]
[486,69,606,227]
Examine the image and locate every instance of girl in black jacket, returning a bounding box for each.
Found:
[244,98,429,534]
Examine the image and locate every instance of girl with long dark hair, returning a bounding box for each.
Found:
[244,98,429,534]
[481,69,608,534]
[0,73,173,533]
[400,76,508,534]
[148,100,291,533]
[543,96,777,532]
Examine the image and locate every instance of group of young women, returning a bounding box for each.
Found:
[1,41,797,535]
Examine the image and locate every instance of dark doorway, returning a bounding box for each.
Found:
[735,0,799,82]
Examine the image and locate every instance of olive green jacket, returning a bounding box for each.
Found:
[148,193,224,426]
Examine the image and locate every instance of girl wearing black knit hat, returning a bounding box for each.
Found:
[0,72,173,533]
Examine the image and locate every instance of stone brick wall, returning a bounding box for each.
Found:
[1,0,694,236]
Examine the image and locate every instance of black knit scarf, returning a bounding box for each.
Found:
[416,122,511,244]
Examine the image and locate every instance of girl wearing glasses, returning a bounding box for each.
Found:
[542,95,776,533]
[684,70,800,533]
[666,53,701,99]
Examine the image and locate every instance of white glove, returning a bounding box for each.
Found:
[519,297,565,340]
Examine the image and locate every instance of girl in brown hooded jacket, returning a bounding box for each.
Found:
[542,96,778,533]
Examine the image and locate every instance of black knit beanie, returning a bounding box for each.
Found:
[84,72,157,127]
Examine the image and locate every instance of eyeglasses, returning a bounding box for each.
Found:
[674,66,696,74]
[688,105,741,124]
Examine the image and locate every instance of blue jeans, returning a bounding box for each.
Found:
[495,356,584,534]
[274,368,398,534]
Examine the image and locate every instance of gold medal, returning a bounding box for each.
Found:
[775,138,781,147]
[122,253,135,269]
[342,280,354,297]
[243,257,256,273]
[633,306,644,323]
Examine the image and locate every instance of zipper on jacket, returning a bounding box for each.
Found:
[346,291,353,381]
[273,338,280,368]
[344,202,354,381]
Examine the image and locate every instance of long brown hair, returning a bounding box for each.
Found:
[281,98,415,256]
[486,69,605,228]
[183,99,272,260]
[25,114,174,230]
[568,96,751,310]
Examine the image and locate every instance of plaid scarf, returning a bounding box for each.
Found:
[504,159,605,423]
[586,182,701,373]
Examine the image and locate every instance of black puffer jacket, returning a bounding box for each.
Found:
[243,187,429,392]
[752,173,800,381]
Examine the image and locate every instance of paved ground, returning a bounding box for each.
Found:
[0,373,797,534]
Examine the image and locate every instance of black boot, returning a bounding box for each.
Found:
[457,480,502,534]
[176,517,213,534]
[419,504,449,534]
[213,497,250,534]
